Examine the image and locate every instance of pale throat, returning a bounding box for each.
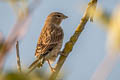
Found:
[54,24,61,27]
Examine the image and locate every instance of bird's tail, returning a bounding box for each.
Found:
[28,58,45,70]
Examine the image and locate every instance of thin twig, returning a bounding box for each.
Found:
[16,41,21,72]
[48,0,97,80]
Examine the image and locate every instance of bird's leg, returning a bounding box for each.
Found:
[47,60,56,72]
[59,51,67,57]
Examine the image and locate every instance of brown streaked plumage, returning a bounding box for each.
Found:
[29,12,68,72]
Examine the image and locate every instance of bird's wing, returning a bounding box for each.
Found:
[35,24,64,58]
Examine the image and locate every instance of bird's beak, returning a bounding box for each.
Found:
[63,15,68,19]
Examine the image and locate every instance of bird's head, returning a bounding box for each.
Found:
[46,12,68,25]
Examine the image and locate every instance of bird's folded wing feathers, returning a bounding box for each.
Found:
[35,24,64,58]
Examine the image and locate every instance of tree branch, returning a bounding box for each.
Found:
[16,41,21,72]
[48,0,97,80]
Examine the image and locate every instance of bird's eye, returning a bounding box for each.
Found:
[57,15,61,17]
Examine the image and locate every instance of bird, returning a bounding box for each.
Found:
[28,12,68,72]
